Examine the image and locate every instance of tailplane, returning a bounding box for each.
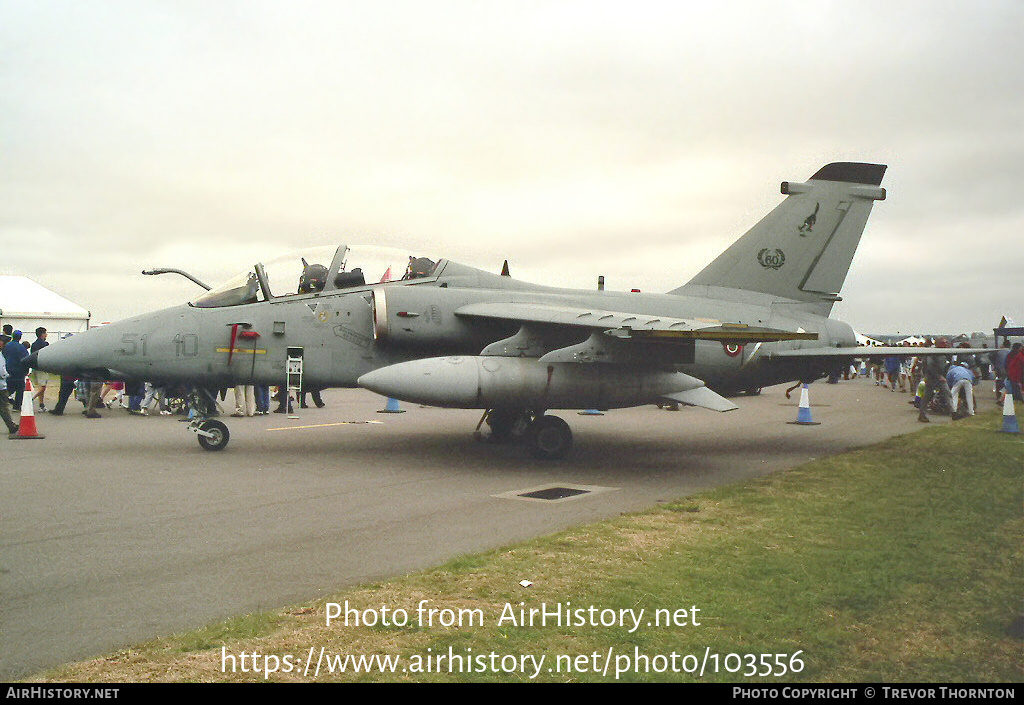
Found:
[673,162,887,315]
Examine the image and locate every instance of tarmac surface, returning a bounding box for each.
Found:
[0,378,980,678]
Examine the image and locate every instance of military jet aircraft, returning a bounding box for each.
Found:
[34,161,952,458]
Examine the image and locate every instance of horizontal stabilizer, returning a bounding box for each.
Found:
[662,386,739,412]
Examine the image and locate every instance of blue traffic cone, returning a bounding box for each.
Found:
[378,397,405,414]
[787,384,821,426]
[999,394,1020,434]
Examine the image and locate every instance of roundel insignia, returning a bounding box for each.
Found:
[757,248,785,270]
[723,343,743,357]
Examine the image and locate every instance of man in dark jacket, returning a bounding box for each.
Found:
[0,335,20,434]
[2,330,29,409]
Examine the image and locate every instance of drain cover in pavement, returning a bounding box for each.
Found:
[493,484,618,503]
[519,486,590,501]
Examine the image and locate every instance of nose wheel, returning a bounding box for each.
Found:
[191,418,230,451]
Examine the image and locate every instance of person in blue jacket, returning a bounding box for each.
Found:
[2,330,29,410]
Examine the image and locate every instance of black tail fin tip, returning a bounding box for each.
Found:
[810,162,886,186]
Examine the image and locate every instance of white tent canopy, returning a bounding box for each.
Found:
[0,276,90,338]
[855,332,885,346]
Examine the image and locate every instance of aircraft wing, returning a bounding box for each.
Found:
[456,302,818,344]
[768,346,993,358]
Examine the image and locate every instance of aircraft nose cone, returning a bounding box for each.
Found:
[33,332,108,378]
[33,338,76,375]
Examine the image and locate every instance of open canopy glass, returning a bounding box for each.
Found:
[191,245,438,308]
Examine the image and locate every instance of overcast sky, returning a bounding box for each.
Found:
[2,0,1022,334]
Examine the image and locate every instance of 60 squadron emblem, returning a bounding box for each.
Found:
[757,248,785,270]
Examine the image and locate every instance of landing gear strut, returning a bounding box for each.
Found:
[475,408,574,460]
[182,386,231,451]
[477,407,531,444]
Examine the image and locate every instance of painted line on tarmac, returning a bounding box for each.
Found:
[266,421,384,432]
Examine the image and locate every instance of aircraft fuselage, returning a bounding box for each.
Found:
[36,271,853,399]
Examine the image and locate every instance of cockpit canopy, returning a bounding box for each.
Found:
[191,245,438,308]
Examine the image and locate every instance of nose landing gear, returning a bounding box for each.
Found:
[191,418,230,451]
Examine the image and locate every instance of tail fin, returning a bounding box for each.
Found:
[673,162,887,316]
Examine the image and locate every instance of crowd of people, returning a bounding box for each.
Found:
[40,380,327,420]
[853,337,1023,422]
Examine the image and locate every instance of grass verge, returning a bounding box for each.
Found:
[35,412,1023,682]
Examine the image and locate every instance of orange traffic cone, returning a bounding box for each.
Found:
[12,378,45,439]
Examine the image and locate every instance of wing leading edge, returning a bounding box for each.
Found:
[769,346,993,359]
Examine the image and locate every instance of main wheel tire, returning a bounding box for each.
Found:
[526,415,572,460]
[197,419,230,451]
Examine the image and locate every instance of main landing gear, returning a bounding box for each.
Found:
[475,408,574,460]
[524,415,573,460]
